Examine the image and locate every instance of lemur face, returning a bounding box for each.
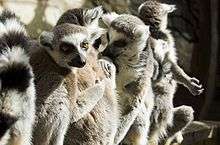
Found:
[56,6,107,53]
[138,1,176,29]
[40,23,105,69]
[101,13,149,62]
[56,33,89,68]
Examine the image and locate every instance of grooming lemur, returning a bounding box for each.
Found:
[0,10,36,145]
[31,6,119,145]
[101,13,156,145]
[138,1,204,144]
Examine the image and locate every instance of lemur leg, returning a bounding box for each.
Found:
[33,117,54,145]
[121,85,154,145]
[33,82,106,145]
[148,94,174,145]
[114,78,152,145]
[161,105,194,145]
[50,113,70,145]
[171,62,204,96]
[114,99,144,145]
[121,104,153,145]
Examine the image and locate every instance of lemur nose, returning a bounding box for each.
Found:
[0,113,18,139]
[69,55,86,68]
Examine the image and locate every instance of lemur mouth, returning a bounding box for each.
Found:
[68,60,86,68]
[0,113,18,139]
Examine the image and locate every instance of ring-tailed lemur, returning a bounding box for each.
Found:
[54,6,119,145]
[56,6,107,52]
[101,13,156,145]
[31,18,118,145]
[138,1,203,144]
[0,10,36,145]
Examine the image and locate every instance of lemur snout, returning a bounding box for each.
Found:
[0,113,18,139]
[68,55,86,68]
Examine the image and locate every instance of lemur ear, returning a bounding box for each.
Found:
[102,12,119,27]
[134,25,150,38]
[161,4,176,13]
[84,6,103,22]
[39,31,54,50]
[89,28,107,44]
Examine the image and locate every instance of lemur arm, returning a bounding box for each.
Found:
[71,58,116,122]
[71,80,106,122]
[114,78,150,144]
[170,60,204,96]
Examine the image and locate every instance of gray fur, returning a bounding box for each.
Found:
[56,6,106,48]
[31,22,119,145]
[138,1,203,144]
[102,13,155,145]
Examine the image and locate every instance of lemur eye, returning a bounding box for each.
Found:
[113,39,127,48]
[59,42,75,54]
[91,17,96,22]
[81,41,89,50]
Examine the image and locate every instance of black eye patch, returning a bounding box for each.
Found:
[59,42,76,54]
[112,39,127,48]
[107,33,110,42]
[93,37,102,49]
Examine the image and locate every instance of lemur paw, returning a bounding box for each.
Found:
[175,132,184,144]
[187,77,204,96]
[99,58,116,79]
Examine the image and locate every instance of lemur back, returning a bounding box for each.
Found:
[0,10,36,145]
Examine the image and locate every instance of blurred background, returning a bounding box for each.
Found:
[0,0,219,144]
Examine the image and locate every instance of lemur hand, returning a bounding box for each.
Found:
[187,77,204,96]
[98,58,115,79]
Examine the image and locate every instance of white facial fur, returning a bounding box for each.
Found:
[49,32,88,69]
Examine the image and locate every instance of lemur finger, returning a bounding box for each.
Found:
[191,77,200,84]
[191,82,202,89]
[198,89,204,94]
[99,60,111,78]
[191,88,204,96]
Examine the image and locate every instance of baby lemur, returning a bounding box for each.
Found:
[138,1,204,144]
[31,6,119,145]
[102,13,156,145]
[0,10,36,145]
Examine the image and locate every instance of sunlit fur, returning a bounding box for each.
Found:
[31,13,119,145]
[102,13,155,145]
[138,1,203,144]
[0,10,35,145]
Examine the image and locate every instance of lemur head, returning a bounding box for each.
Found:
[40,23,105,70]
[56,6,106,52]
[138,1,176,30]
[101,13,149,63]
[57,6,103,28]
